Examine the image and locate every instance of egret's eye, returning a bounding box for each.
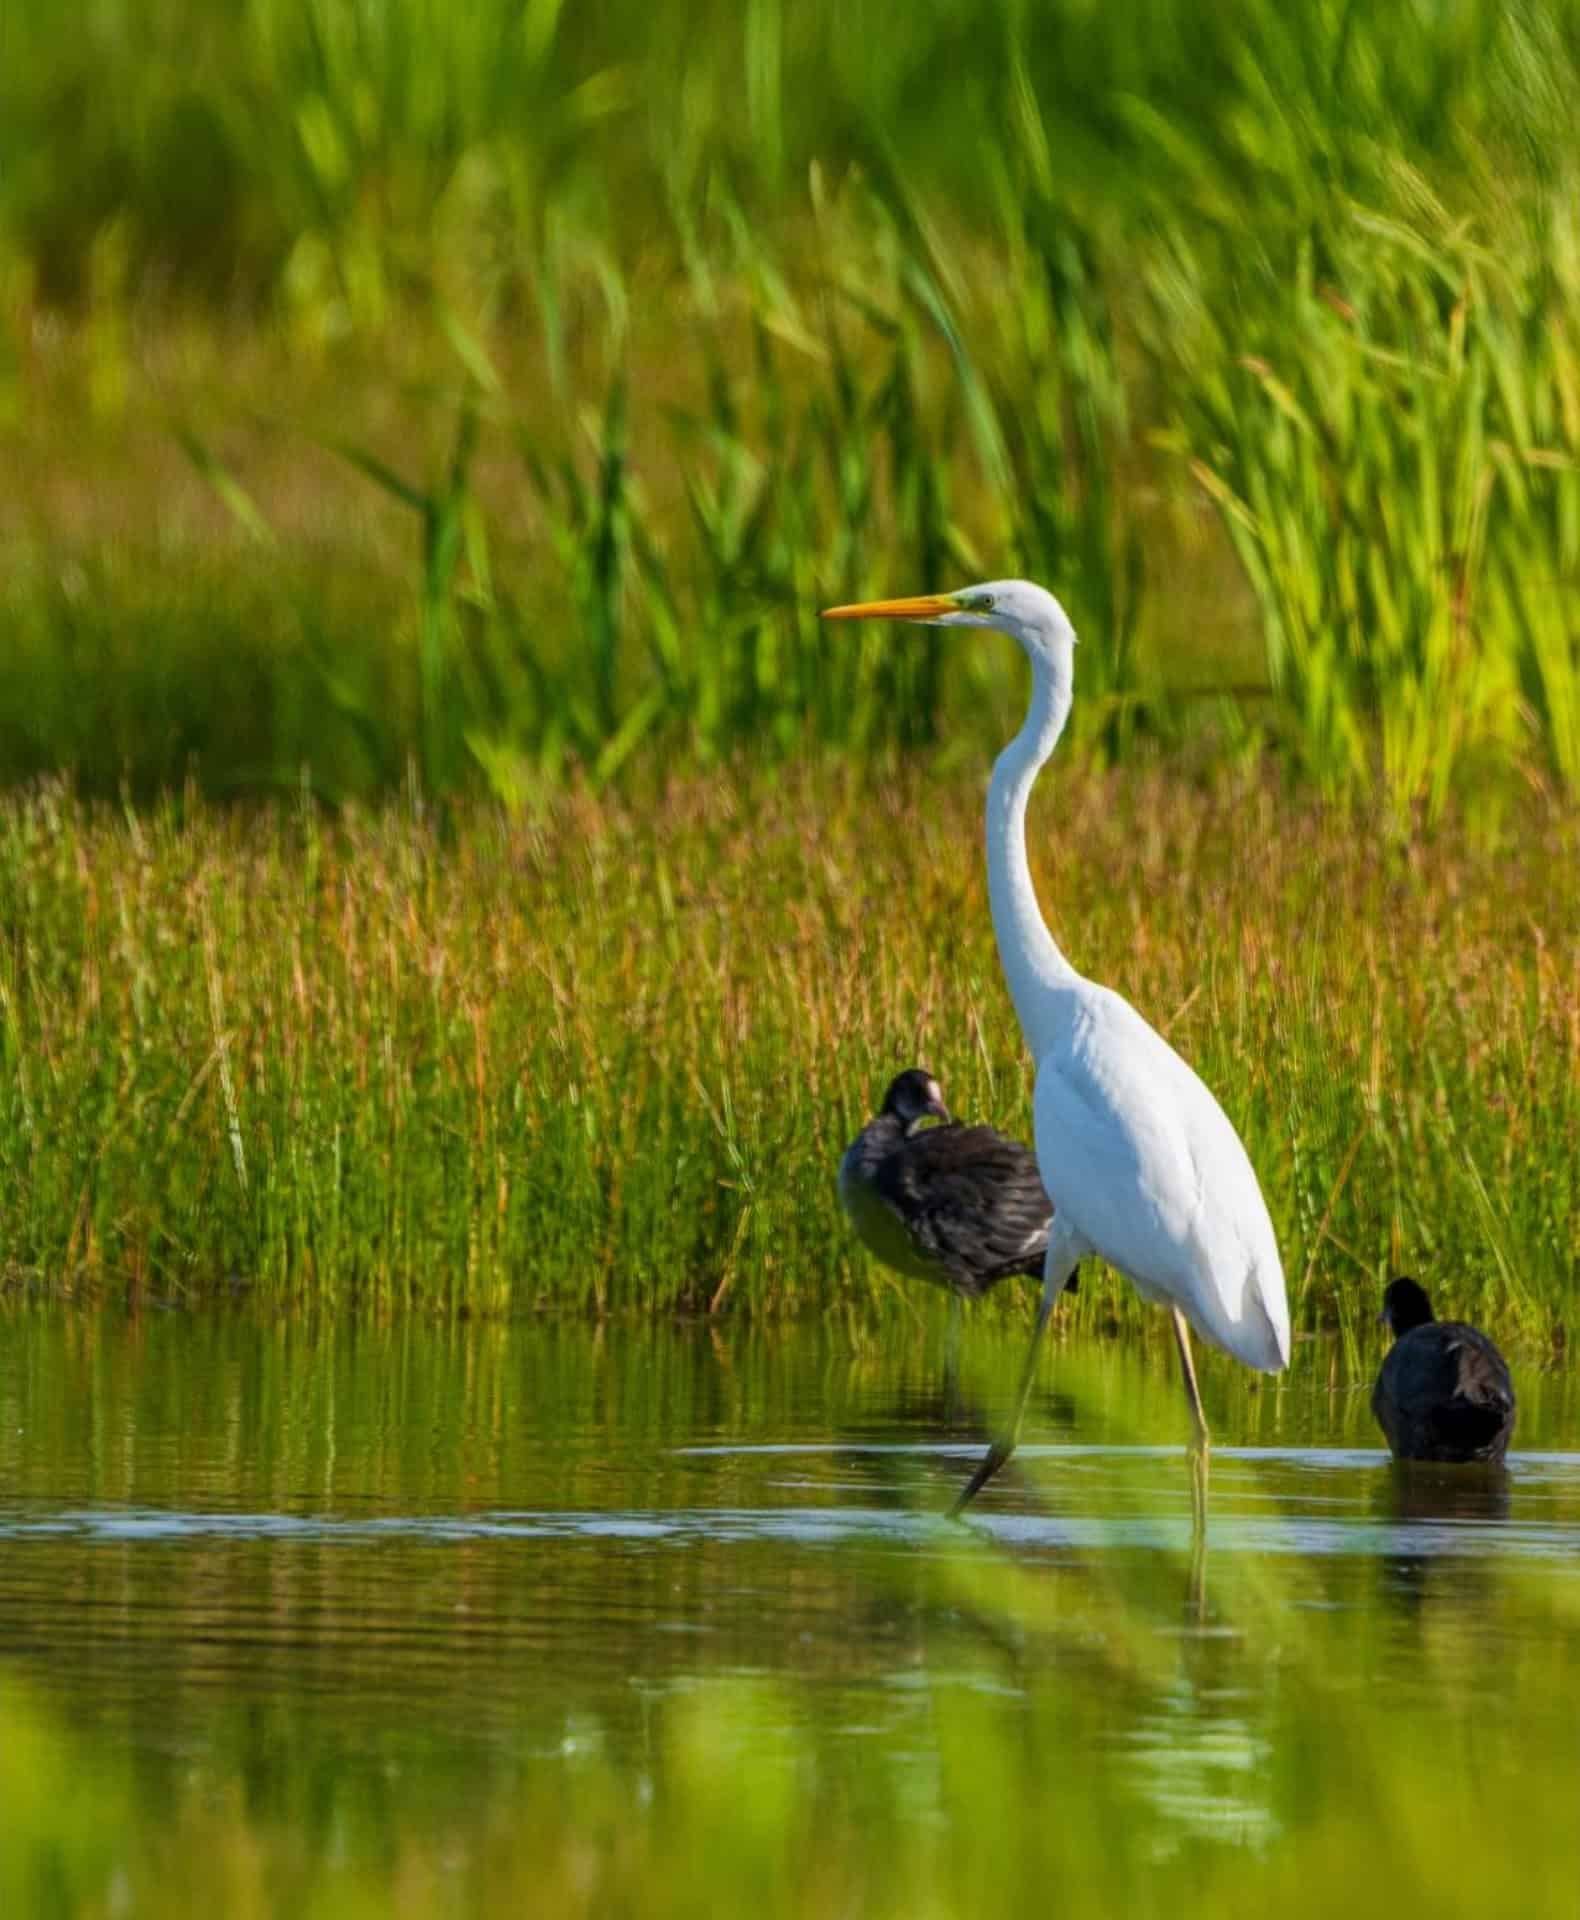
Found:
[975,594,996,612]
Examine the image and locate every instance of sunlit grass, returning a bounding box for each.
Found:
[0,769,1571,1333]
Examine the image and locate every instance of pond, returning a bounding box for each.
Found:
[1,1311,1577,1915]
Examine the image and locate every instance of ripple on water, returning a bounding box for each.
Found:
[1,1447,1576,1567]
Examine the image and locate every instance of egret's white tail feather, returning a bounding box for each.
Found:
[1238,1278,1290,1373]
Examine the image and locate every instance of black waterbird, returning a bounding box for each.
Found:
[1372,1277,1516,1464]
[838,1069,1076,1302]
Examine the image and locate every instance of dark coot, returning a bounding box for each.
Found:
[838,1068,1076,1301]
[1372,1277,1515,1464]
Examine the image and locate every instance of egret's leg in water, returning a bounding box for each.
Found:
[1171,1307,1211,1533]
[1187,1522,1209,1626]
[952,1223,1083,1516]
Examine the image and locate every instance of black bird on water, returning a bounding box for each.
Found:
[838,1069,1076,1302]
[1372,1277,1516,1464]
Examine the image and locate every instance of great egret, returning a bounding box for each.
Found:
[840,1068,1080,1302]
[822,581,1290,1519]
[1373,1277,1515,1463]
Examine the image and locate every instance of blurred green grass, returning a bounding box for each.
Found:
[2,1,1579,806]
[3,0,1568,305]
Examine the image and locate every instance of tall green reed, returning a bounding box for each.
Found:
[5,0,1580,802]
[1168,203,1580,815]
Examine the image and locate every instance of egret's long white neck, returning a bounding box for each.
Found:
[987,648,1077,1053]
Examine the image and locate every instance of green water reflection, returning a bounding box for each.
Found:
[1,1312,1577,1912]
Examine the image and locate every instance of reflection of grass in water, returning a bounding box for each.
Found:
[3,1524,1577,1917]
[2,1316,1575,1912]
[0,772,1572,1334]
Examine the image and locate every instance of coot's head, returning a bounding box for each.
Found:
[1379,1276,1435,1337]
[881,1069,950,1132]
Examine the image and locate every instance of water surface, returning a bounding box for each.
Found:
[2,1313,1577,1876]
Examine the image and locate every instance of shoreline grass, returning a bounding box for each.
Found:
[0,766,1572,1338]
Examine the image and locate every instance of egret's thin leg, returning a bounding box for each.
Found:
[1190,1451,1210,1538]
[1171,1307,1210,1442]
[952,1228,1081,1516]
[1171,1307,1211,1533]
[950,1291,1054,1515]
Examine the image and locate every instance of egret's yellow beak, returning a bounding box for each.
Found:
[820,593,958,621]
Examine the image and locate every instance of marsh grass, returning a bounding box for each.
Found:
[0,769,1572,1338]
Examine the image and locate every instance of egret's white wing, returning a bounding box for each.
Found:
[1033,982,1288,1371]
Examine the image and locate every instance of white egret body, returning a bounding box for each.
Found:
[822,581,1289,1512]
